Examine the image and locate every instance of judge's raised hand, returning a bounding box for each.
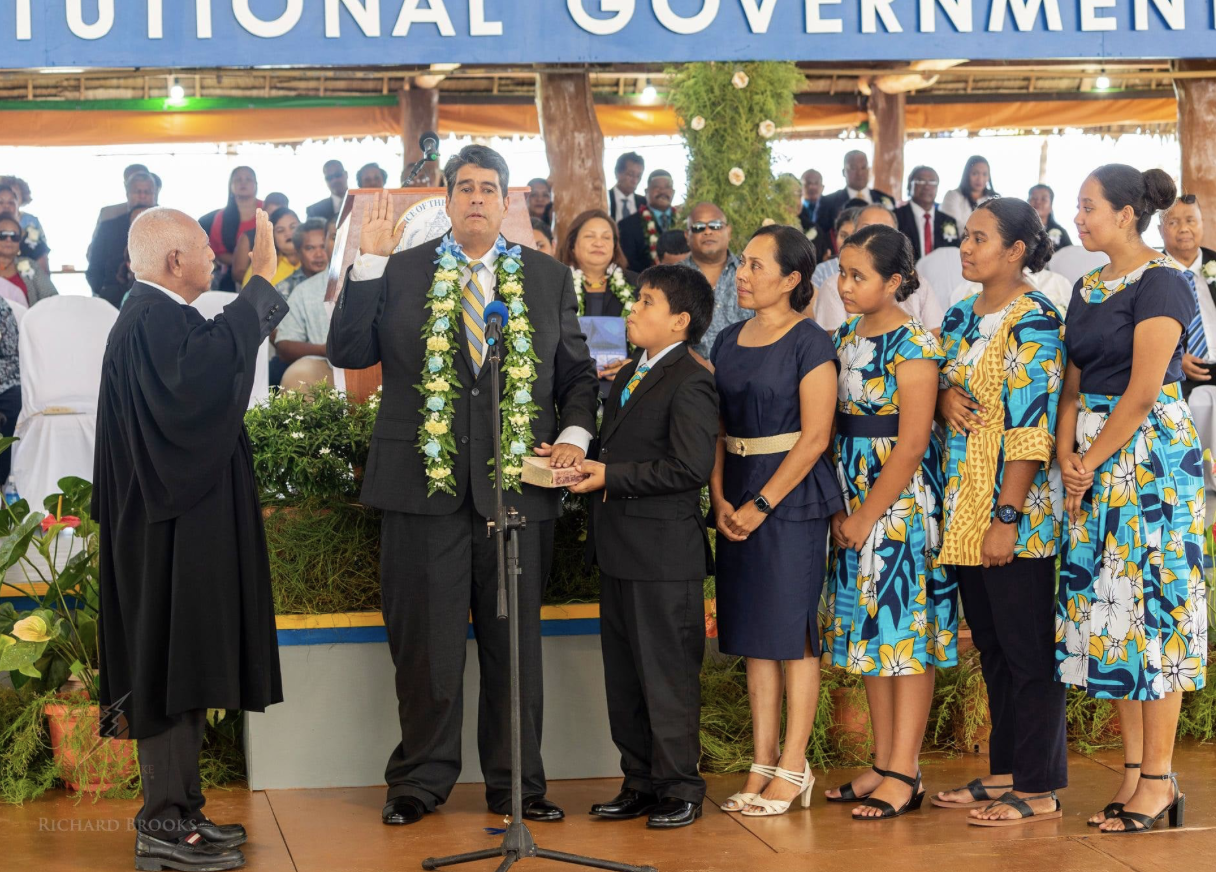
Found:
[359,190,403,257]
[251,209,278,283]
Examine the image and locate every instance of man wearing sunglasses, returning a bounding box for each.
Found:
[1160,194,1216,396]
[680,202,746,356]
[306,160,349,223]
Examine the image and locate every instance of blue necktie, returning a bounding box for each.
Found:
[1183,270,1209,360]
[620,365,650,407]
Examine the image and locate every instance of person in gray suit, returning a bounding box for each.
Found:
[327,145,600,827]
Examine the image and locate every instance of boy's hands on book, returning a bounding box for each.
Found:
[565,460,606,495]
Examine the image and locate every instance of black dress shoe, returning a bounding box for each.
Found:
[382,796,428,825]
[522,796,565,822]
[184,818,247,848]
[646,797,702,829]
[590,789,660,820]
[135,832,245,871]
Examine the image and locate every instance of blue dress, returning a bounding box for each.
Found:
[825,318,958,675]
[711,319,844,660]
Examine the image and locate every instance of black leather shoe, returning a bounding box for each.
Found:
[522,796,565,822]
[382,796,428,825]
[184,818,247,848]
[646,798,702,829]
[134,832,245,871]
[590,789,660,820]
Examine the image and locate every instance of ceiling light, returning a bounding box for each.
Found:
[641,85,657,102]
[1095,73,1111,91]
[169,82,186,101]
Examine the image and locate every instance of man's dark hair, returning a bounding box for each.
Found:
[635,264,715,345]
[292,218,327,253]
[151,173,163,191]
[443,144,510,199]
[656,229,689,260]
[123,163,149,179]
[835,205,864,233]
[531,218,553,244]
[527,177,551,191]
[615,152,644,174]
[358,162,388,185]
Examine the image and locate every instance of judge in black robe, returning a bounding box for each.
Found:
[93,207,287,871]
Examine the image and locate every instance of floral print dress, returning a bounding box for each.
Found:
[823,318,958,675]
[1056,260,1208,700]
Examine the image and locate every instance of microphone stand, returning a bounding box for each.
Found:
[423,319,655,872]
[403,156,432,186]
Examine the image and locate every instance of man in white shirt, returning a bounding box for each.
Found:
[1161,195,1216,391]
[607,151,646,223]
[305,160,348,223]
[815,150,895,254]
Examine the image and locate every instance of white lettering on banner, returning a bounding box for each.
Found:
[1134,0,1184,30]
[739,0,780,32]
[326,0,382,37]
[806,0,844,33]
[234,0,303,38]
[16,0,30,40]
[148,0,163,38]
[393,0,457,36]
[67,0,115,40]
[919,0,973,32]
[654,0,718,34]
[862,0,903,32]
[568,0,635,34]
[197,0,213,38]
[470,0,503,35]
[1080,0,1115,30]
[987,0,1062,31]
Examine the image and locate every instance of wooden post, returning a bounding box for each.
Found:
[868,89,906,202]
[399,86,441,187]
[536,72,606,249]
[1176,60,1216,246]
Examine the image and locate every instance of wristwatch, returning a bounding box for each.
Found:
[753,494,773,515]
[995,504,1020,525]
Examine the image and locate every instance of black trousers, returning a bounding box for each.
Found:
[955,557,1068,793]
[600,574,706,804]
[0,384,20,483]
[380,500,554,813]
[134,709,207,839]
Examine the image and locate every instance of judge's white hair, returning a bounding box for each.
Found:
[128,207,201,278]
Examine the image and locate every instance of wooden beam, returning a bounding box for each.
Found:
[399,86,441,187]
[868,89,905,203]
[536,72,606,250]
[1175,60,1216,247]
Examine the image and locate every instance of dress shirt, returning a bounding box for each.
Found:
[610,186,638,220]
[637,341,684,369]
[139,279,190,307]
[1177,251,1216,359]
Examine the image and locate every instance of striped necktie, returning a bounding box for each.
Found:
[619,364,650,407]
[1183,270,1209,360]
[462,261,488,374]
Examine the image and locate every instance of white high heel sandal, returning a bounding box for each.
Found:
[741,761,815,816]
[720,763,778,812]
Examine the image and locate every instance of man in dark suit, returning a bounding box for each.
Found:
[1161,195,1216,395]
[570,264,718,830]
[608,152,647,223]
[796,168,823,232]
[815,150,895,254]
[305,159,348,222]
[619,170,676,274]
[893,166,962,261]
[327,146,599,827]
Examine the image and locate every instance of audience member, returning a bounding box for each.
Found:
[206,166,262,291]
[241,207,299,288]
[620,170,676,273]
[113,205,153,305]
[942,155,996,225]
[0,178,49,273]
[798,168,824,231]
[0,213,57,306]
[811,204,865,293]
[87,180,156,307]
[358,163,389,188]
[679,202,744,356]
[1028,184,1073,249]
[276,218,330,299]
[0,300,18,483]
[273,218,336,389]
[232,192,290,283]
[88,170,158,263]
[608,152,646,223]
[531,218,554,255]
[894,166,961,260]
[815,151,895,253]
[95,163,153,226]
[1160,194,1216,393]
[306,159,348,222]
[527,177,553,225]
[656,229,690,264]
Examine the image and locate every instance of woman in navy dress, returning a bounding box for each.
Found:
[710,225,843,817]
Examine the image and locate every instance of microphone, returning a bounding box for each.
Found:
[483,300,509,362]
[418,130,440,162]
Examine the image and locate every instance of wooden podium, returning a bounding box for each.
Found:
[323,186,536,402]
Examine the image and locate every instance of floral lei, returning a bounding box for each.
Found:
[572,264,633,318]
[637,204,660,265]
[418,235,540,496]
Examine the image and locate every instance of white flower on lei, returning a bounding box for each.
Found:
[758,119,776,138]
[728,167,746,187]
[690,115,706,131]
[838,335,876,402]
[731,71,749,89]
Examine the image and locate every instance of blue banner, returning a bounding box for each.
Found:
[3,0,1215,69]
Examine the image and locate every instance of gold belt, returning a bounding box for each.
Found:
[723,432,801,457]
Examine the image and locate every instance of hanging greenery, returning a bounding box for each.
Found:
[667,61,803,245]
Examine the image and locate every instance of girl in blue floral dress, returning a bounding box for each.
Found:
[1056,165,1206,834]
[822,225,955,821]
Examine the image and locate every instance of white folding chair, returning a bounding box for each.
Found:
[916,248,963,316]
[1186,386,1216,494]
[1048,247,1109,286]
[191,291,271,408]
[949,268,1074,316]
[13,296,118,511]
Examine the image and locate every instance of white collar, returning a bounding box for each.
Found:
[1174,250,1203,273]
[638,341,684,369]
[139,279,191,307]
[910,202,934,221]
[847,186,870,201]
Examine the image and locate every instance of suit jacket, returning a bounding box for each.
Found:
[1180,246,1216,397]
[815,187,895,253]
[86,211,134,308]
[586,343,718,582]
[608,190,647,224]
[894,204,962,261]
[619,209,668,274]
[327,237,600,521]
[799,204,831,265]
[306,197,338,222]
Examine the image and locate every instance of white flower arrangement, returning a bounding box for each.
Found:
[16,259,36,281]
[731,71,749,89]
[24,226,41,244]
[942,222,958,243]
[1047,227,1063,245]
[880,196,894,209]
[1202,259,1216,288]
[805,226,818,241]
[728,167,746,187]
[690,115,706,131]
[758,119,776,139]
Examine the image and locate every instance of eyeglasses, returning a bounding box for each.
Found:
[324,171,346,182]
[911,179,939,188]
[690,221,725,234]
[1179,194,1199,205]
[0,231,19,242]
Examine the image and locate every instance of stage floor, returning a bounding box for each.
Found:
[5,741,1213,872]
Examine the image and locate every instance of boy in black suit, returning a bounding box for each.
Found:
[568,265,718,829]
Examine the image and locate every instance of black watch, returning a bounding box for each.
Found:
[753,494,773,515]
[995,504,1020,525]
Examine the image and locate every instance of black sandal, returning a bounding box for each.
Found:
[967,790,1062,827]
[826,766,891,803]
[930,776,1014,809]
[851,770,924,821]
[1106,773,1185,834]
[1088,762,1139,828]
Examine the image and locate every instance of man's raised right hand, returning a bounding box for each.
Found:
[359,190,404,257]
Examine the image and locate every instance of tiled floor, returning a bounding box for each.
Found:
[3,741,1211,872]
